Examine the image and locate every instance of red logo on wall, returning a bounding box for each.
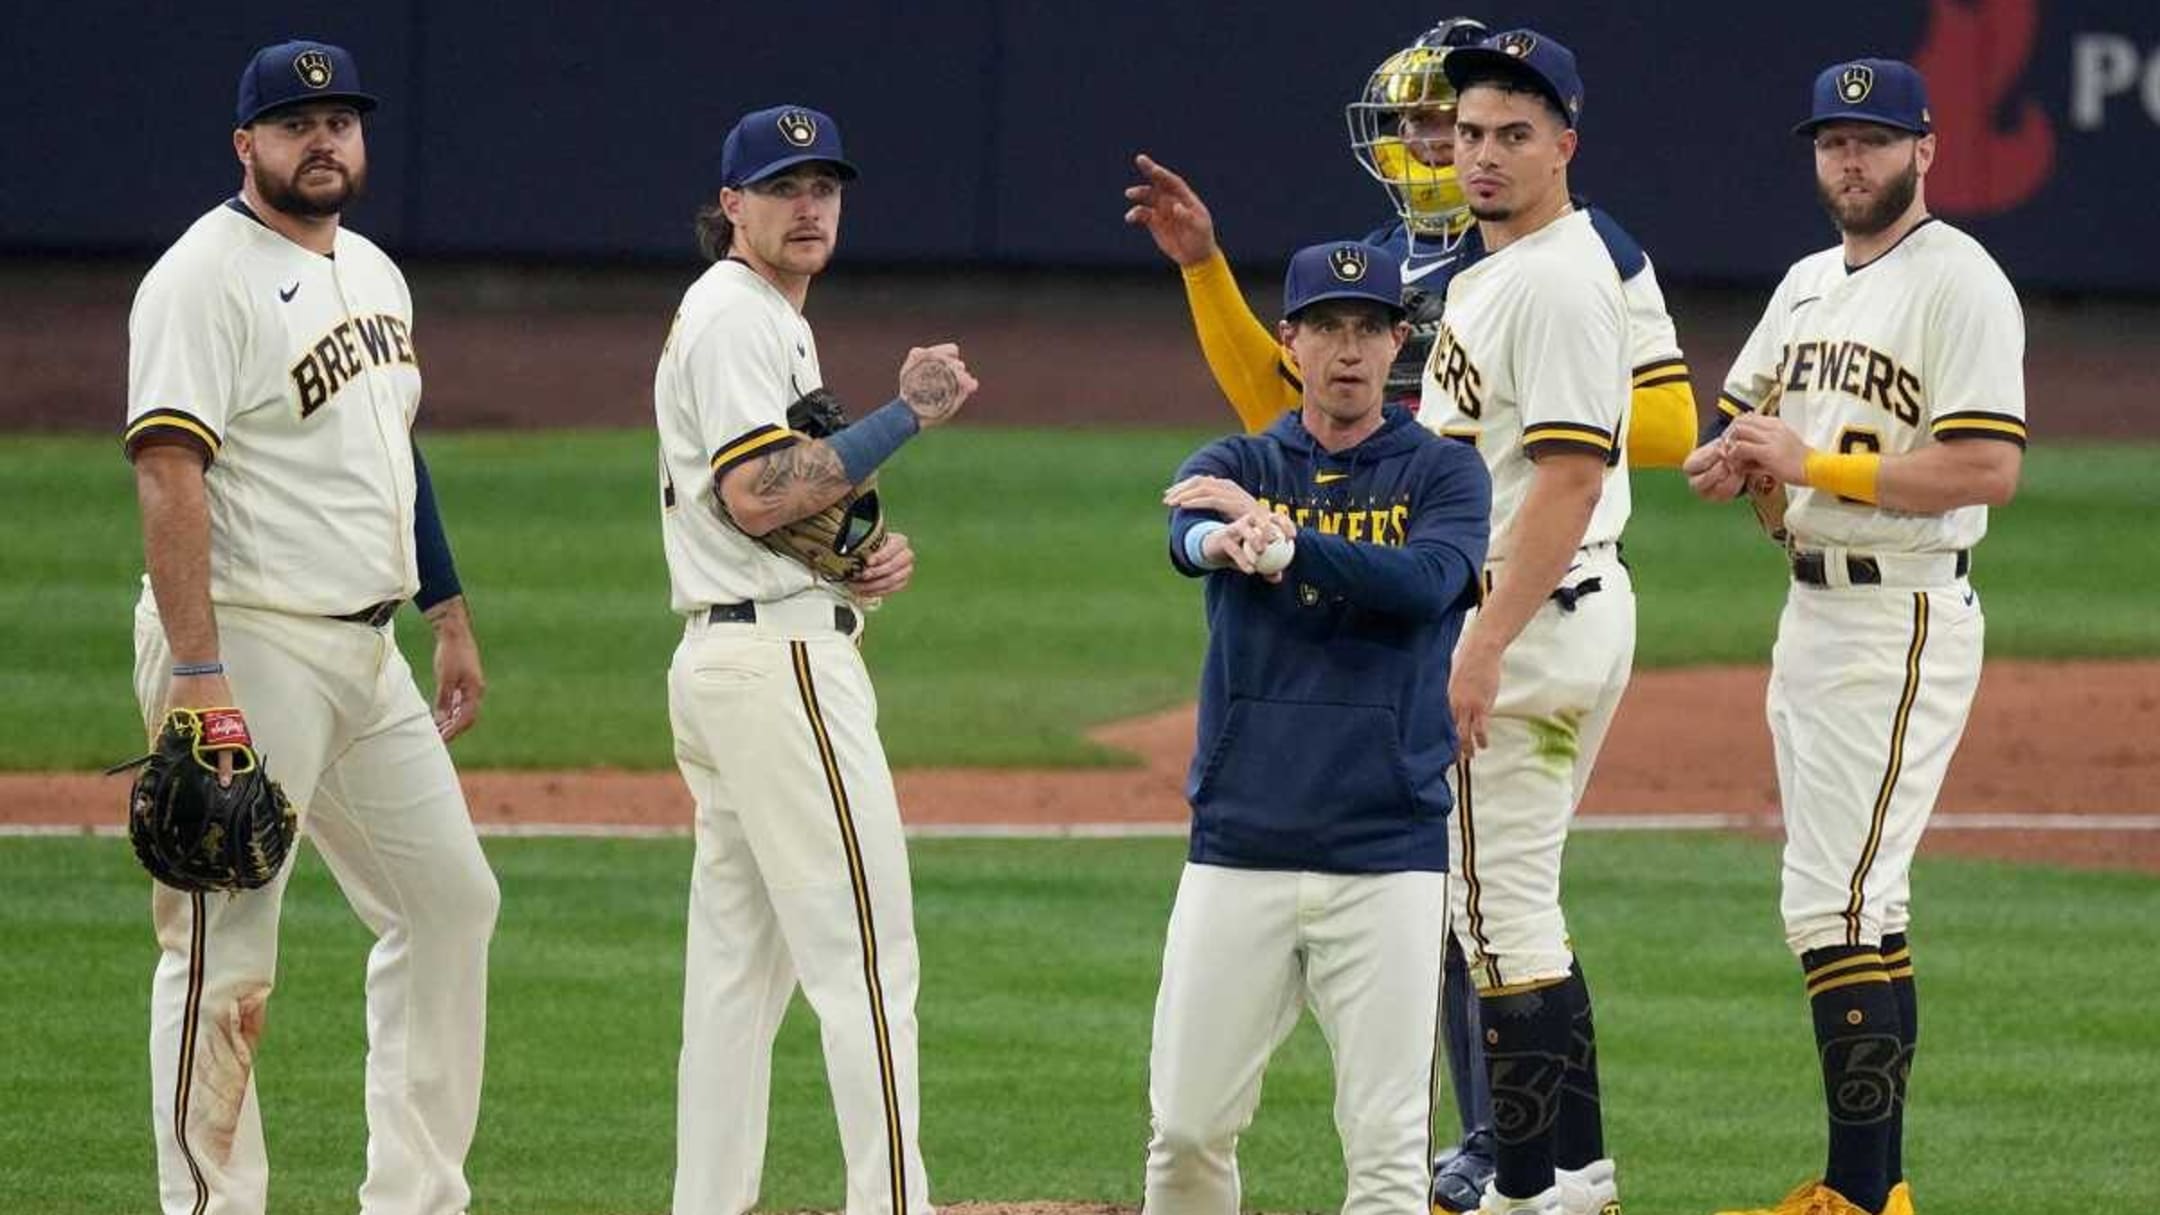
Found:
[1911,0,2055,216]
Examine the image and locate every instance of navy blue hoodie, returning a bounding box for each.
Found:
[1168,406,1491,873]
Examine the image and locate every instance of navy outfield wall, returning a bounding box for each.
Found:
[3,1,2155,289]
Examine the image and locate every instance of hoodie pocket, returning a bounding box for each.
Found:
[1194,699,1419,841]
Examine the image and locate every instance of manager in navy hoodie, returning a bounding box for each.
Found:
[1141,240,1491,1215]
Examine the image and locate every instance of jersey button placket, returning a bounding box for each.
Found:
[334,261,414,581]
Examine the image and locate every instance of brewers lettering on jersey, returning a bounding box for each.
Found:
[1418,30,1634,1215]
[1688,58,2026,1215]
[121,39,498,1215]
[657,103,975,1215]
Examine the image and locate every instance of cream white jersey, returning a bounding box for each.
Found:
[1719,219,2027,555]
[126,201,421,616]
[1619,253,1687,391]
[1418,209,1633,561]
[655,258,829,612]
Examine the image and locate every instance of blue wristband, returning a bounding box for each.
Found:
[1183,521,1229,569]
[825,398,921,483]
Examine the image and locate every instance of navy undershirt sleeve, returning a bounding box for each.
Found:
[412,438,463,611]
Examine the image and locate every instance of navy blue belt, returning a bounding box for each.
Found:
[707,601,858,633]
[332,599,403,627]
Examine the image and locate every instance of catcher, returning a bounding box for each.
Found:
[653,102,973,1215]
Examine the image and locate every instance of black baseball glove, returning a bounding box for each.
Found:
[755,389,889,581]
[108,707,296,893]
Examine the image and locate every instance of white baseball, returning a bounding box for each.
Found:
[1253,535,1295,576]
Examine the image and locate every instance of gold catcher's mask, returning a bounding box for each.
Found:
[1347,18,1488,238]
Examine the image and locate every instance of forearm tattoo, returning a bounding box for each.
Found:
[900,358,964,421]
[749,440,849,504]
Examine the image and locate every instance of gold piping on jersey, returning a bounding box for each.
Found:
[175,892,212,1215]
[789,642,906,1215]
[1846,594,1929,945]
[710,425,800,475]
[124,408,224,460]
[1715,390,1754,419]
[1930,411,2028,447]
[1631,357,1691,390]
[1521,422,1616,451]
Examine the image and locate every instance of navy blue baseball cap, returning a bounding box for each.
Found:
[720,105,859,188]
[236,40,379,127]
[1442,28,1584,128]
[1795,58,1932,136]
[1283,242,1405,320]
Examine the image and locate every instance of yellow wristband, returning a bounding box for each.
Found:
[1801,450,1882,503]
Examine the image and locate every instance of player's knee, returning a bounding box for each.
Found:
[1147,1110,1239,1164]
[417,855,500,942]
[461,865,502,938]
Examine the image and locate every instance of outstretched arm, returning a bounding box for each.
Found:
[1126,154,1300,433]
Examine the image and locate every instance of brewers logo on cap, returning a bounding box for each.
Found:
[1494,30,1538,58]
[776,109,819,148]
[1838,64,1874,103]
[294,50,333,89]
[1329,245,1368,282]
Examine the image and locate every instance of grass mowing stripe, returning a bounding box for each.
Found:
[4,432,2153,770]
[0,833,2151,1213]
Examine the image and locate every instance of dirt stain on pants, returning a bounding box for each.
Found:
[191,986,269,1167]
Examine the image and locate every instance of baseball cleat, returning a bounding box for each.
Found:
[1431,1132,1499,1213]
[1713,1179,1879,1215]
[1556,1157,1620,1214]
[1477,1184,1562,1214]
[1882,1182,1913,1214]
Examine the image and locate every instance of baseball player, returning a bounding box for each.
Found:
[655,104,974,1215]
[1122,21,1693,1210]
[1148,240,1490,1215]
[1685,59,2025,1215]
[1413,30,1637,1215]
[122,39,499,1215]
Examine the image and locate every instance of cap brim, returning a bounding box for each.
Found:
[1286,289,1407,320]
[1441,47,1574,126]
[738,153,861,186]
[1793,112,1929,136]
[241,92,380,127]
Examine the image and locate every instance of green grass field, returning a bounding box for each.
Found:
[3,833,2151,1213]
[5,432,2154,770]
